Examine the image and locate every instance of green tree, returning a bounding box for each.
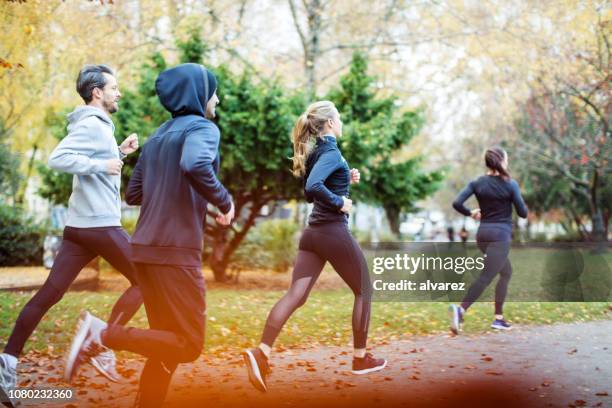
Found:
[207,66,304,280]
[327,52,445,235]
[0,120,21,205]
[37,108,72,206]
[114,52,169,186]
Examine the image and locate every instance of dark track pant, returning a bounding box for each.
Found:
[102,263,206,408]
[461,224,512,315]
[3,226,142,357]
[261,222,372,349]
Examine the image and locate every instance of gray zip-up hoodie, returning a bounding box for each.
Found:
[48,106,123,228]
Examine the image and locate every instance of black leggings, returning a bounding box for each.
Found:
[460,224,512,315]
[261,222,372,349]
[3,226,142,357]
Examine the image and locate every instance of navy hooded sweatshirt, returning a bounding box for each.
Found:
[126,63,232,267]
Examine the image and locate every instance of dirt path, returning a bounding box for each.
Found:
[12,319,612,408]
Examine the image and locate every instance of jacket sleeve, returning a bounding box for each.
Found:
[48,119,107,175]
[452,181,475,216]
[511,179,529,218]
[304,150,344,210]
[126,149,144,205]
[179,121,232,213]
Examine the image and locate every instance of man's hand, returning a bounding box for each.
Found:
[106,159,124,175]
[216,201,235,226]
[350,168,360,184]
[470,208,481,221]
[119,133,139,155]
[340,197,353,214]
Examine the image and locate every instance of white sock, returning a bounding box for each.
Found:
[1,353,17,370]
[495,314,503,320]
[258,343,271,359]
[354,348,366,358]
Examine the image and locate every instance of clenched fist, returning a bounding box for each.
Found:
[119,133,139,155]
[350,168,360,184]
[106,159,124,175]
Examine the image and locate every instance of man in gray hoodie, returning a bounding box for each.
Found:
[0,65,143,407]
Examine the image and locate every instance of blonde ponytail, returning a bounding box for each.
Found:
[291,100,338,177]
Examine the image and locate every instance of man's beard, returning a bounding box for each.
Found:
[104,99,118,114]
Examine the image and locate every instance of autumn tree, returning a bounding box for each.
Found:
[327,52,445,235]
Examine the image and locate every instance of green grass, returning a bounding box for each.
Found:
[1,289,610,356]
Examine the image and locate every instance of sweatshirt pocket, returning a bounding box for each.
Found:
[70,174,120,218]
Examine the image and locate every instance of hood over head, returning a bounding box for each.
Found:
[155,63,217,118]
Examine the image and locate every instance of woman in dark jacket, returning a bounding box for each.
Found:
[450,146,528,334]
[243,101,386,393]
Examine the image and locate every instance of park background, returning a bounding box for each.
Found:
[0,1,610,407]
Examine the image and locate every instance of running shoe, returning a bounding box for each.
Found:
[243,348,270,392]
[90,348,120,382]
[491,319,512,330]
[449,304,464,335]
[0,354,17,408]
[351,352,387,374]
[64,311,107,383]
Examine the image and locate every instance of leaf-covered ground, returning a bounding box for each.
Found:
[1,254,610,407]
[7,319,612,408]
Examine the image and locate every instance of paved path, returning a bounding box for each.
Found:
[12,319,612,408]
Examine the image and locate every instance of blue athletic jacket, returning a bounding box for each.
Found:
[304,135,351,225]
[126,63,232,267]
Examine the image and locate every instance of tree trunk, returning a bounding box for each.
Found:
[15,144,38,205]
[208,200,266,282]
[289,0,323,97]
[590,169,606,241]
[209,226,230,282]
[383,205,401,237]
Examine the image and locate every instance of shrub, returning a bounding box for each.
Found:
[231,219,299,273]
[0,204,46,266]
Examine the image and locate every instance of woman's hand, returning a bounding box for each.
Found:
[340,197,353,213]
[350,168,360,184]
[470,208,481,221]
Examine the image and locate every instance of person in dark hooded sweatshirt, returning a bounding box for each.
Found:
[64,63,234,407]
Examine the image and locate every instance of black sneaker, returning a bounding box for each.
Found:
[243,348,270,392]
[491,319,512,330]
[351,352,387,375]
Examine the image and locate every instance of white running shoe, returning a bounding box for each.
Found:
[0,353,17,408]
[90,348,120,382]
[64,311,107,383]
